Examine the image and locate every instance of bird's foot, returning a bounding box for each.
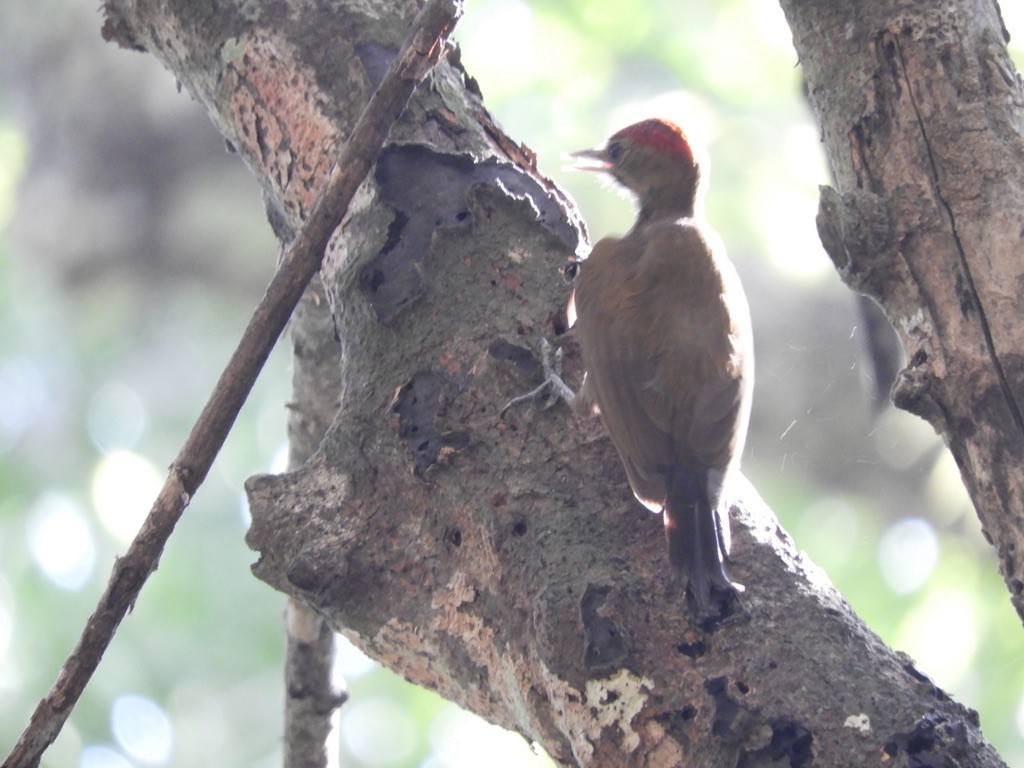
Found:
[500,338,575,417]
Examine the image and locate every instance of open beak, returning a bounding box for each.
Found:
[564,147,613,172]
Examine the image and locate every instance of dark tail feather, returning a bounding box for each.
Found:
[664,464,738,612]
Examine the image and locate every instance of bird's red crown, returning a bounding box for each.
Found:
[612,119,694,165]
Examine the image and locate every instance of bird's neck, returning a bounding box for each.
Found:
[635,186,698,227]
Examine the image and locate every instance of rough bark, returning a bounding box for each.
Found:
[100,0,1018,766]
[4,4,458,766]
[779,0,1024,622]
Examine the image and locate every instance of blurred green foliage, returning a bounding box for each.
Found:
[1,1,1023,766]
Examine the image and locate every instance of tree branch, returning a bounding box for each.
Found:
[779,0,1024,621]
[0,3,462,766]
[15,0,1017,765]
[283,277,347,767]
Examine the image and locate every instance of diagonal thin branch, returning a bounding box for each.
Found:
[1,2,463,766]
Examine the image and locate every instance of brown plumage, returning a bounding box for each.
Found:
[567,118,753,611]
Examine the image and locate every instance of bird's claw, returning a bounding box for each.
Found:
[500,338,575,418]
[539,338,574,409]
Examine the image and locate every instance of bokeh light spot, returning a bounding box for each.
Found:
[111,694,174,764]
[427,706,553,767]
[341,697,417,767]
[456,0,535,99]
[80,745,132,768]
[926,450,975,529]
[0,356,47,454]
[237,490,252,528]
[0,576,15,672]
[91,450,163,543]
[269,442,289,473]
[798,495,863,570]
[87,381,147,453]
[871,405,938,471]
[27,492,96,590]
[897,589,977,690]
[167,680,230,764]
[0,121,27,228]
[877,517,938,594]
[1014,688,1024,741]
[334,634,378,682]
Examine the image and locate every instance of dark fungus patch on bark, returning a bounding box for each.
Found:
[705,676,741,740]
[736,718,815,768]
[488,338,543,381]
[676,638,708,659]
[362,145,579,322]
[392,370,468,475]
[883,710,975,768]
[581,584,628,675]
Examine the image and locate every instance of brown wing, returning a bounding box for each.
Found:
[571,221,752,506]
[635,222,753,472]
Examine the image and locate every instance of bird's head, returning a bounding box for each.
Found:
[569,118,702,219]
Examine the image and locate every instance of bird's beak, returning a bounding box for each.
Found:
[564,147,612,172]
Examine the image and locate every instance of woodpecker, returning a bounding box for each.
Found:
[564,118,754,612]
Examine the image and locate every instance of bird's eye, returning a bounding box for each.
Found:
[606,141,624,163]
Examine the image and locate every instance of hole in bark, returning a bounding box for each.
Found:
[736,681,750,695]
[736,719,814,768]
[704,676,726,695]
[512,520,527,536]
[882,711,964,767]
[582,584,627,673]
[448,528,462,547]
[488,339,543,380]
[704,676,737,738]
[680,706,697,721]
[676,640,707,658]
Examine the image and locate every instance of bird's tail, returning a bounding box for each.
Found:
[664,464,739,612]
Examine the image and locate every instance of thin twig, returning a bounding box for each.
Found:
[285,600,345,767]
[1,2,463,766]
[283,279,345,765]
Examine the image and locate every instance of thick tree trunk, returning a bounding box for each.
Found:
[780,0,1024,623]
[101,0,1019,765]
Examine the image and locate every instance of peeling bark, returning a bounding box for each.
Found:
[99,0,1020,765]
